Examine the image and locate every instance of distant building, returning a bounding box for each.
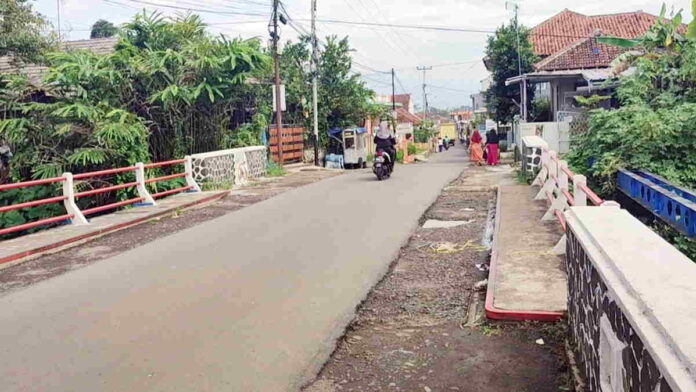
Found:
[470,76,491,116]
[375,94,421,137]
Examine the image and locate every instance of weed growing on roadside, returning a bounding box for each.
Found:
[478,322,502,337]
[267,160,287,177]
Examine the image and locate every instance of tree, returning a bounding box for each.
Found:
[279,35,376,146]
[90,19,118,39]
[0,0,54,63]
[567,5,696,259]
[484,18,538,124]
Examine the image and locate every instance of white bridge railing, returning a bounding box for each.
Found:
[531,147,616,254]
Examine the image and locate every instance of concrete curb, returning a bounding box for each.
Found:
[484,186,565,321]
[0,191,228,268]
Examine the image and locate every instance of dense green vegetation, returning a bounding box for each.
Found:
[567,6,696,258]
[0,0,54,63]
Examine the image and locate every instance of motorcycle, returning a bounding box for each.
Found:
[373,148,392,181]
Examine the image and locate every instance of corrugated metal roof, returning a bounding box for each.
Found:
[0,37,118,86]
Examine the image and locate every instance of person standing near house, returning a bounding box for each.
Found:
[469,129,484,166]
[485,128,500,166]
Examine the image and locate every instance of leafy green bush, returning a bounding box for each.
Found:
[396,150,404,163]
[407,143,417,155]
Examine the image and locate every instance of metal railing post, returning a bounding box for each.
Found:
[184,156,202,192]
[62,172,88,225]
[135,162,156,206]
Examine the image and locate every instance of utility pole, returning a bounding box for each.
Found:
[510,2,526,121]
[416,66,432,120]
[272,0,284,164]
[311,0,319,166]
[57,0,62,41]
[391,68,395,112]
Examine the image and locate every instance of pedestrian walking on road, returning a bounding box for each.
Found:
[438,137,444,152]
[485,129,500,166]
[469,130,484,165]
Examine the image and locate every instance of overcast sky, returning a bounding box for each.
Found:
[35,0,693,110]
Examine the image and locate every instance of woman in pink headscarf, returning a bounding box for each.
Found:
[469,130,484,166]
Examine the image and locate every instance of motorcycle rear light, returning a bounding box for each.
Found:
[376,151,383,157]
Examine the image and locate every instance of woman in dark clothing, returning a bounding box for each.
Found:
[374,121,397,171]
[485,129,500,165]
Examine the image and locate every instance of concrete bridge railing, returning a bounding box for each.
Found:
[532,146,611,254]
[566,205,696,392]
[0,146,267,237]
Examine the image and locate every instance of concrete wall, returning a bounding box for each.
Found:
[565,206,696,392]
[191,146,267,189]
[517,121,570,154]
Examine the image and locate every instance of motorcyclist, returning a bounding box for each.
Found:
[374,120,397,171]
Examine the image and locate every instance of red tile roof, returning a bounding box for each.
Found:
[531,10,660,57]
[396,107,421,124]
[534,36,627,71]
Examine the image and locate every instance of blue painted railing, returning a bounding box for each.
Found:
[617,169,696,237]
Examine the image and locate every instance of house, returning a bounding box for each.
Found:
[470,75,491,116]
[0,37,119,87]
[375,93,421,136]
[506,9,677,121]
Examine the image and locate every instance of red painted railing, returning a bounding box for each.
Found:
[0,176,70,236]
[539,148,606,234]
[0,157,200,238]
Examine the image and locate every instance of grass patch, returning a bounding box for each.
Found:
[516,170,534,185]
[267,160,287,177]
[478,322,502,337]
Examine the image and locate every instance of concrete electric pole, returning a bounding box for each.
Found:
[416,66,432,120]
[311,0,319,166]
[272,0,284,164]
[391,68,395,112]
[509,2,527,121]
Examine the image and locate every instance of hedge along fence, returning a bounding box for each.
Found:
[0,157,200,238]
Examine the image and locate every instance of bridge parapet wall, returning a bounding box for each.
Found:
[190,146,267,189]
[566,205,696,392]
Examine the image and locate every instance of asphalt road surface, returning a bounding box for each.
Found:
[0,148,466,392]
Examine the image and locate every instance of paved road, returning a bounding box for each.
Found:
[0,149,466,392]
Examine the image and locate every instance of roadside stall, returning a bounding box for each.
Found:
[325,127,368,169]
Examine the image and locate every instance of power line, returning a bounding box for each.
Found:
[105,0,269,17]
[338,0,412,61]
[428,84,475,93]
[394,73,408,95]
